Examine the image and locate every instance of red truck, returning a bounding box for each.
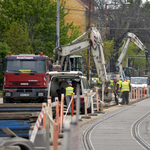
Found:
[2,52,53,103]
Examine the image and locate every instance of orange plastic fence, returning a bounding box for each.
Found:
[71,93,74,117]
[60,94,64,132]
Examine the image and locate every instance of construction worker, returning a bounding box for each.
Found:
[121,78,131,105]
[65,82,74,114]
[127,77,131,83]
[109,77,114,89]
[97,78,100,86]
[113,77,119,105]
[117,78,122,97]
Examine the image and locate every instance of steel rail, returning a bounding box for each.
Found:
[82,106,134,150]
[131,111,150,150]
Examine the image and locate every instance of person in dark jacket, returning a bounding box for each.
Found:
[113,77,119,105]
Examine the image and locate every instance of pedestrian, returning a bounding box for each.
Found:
[65,82,74,114]
[121,78,131,105]
[113,77,119,105]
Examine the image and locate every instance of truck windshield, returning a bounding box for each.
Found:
[5,60,45,73]
[131,78,147,84]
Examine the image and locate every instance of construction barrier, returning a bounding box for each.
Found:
[128,86,149,104]
[30,103,46,143]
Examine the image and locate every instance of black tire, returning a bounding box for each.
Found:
[3,98,10,103]
[81,104,85,114]
[87,104,91,113]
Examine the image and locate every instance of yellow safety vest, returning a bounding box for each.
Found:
[113,82,118,91]
[127,80,130,83]
[117,80,122,92]
[97,78,100,84]
[65,87,74,96]
[121,81,130,92]
[110,80,113,86]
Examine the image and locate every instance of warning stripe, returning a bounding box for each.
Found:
[30,108,45,143]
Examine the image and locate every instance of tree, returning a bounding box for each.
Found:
[0,0,81,57]
[3,21,33,54]
[0,42,10,84]
[92,0,150,71]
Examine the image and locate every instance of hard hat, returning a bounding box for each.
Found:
[68,84,72,86]
[113,77,117,82]
[129,78,131,80]
[120,78,122,80]
[111,77,113,80]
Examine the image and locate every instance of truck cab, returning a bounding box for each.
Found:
[3,52,52,103]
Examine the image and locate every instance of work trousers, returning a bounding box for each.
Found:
[122,91,129,105]
[114,93,118,105]
[66,95,72,113]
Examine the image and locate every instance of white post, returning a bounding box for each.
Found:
[90,90,94,114]
[102,83,105,102]
[47,83,53,142]
[63,121,70,150]
[46,106,50,150]
[136,87,138,100]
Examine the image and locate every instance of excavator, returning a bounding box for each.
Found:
[115,32,148,79]
[54,27,112,102]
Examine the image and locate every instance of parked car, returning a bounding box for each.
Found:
[48,71,91,114]
[130,77,149,94]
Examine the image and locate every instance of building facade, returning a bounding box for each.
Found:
[61,0,90,33]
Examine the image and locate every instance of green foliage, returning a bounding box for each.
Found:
[0,42,10,84]
[0,0,81,58]
[119,39,145,68]
[3,21,33,54]
[104,38,115,63]
[0,42,10,59]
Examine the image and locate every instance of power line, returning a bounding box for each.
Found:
[99,27,150,30]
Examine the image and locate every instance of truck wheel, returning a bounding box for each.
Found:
[3,98,10,103]
[81,105,85,114]
[87,105,91,113]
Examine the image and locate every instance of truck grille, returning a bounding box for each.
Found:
[9,81,40,86]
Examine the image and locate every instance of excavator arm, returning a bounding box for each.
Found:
[54,27,107,83]
[54,27,110,102]
[116,32,148,78]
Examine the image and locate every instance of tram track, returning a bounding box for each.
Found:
[82,106,134,150]
[131,111,150,150]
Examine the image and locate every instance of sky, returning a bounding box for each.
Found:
[142,0,150,3]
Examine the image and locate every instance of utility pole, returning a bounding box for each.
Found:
[56,0,60,47]
[87,0,91,85]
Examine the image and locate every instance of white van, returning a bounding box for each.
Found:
[48,71,91,114]
[130,77,149,93]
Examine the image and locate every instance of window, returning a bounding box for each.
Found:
[5,60,45,73]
